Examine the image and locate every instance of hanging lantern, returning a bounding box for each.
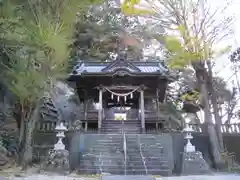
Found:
[130,92,133,99]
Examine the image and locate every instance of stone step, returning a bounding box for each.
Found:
[85,139,123,143]
[101,126,141,129]
[101,130,140,133]
[81,148,123,152]
[81,150,123,154]
[92,143,121,146]
[104,120,139,122]
[81,154,124,158]
[126,157,168,162]
[127,151,166,155]
[78,169,125,175]
[83,146,122,150]
[127,169,172,176]
[102,126,141,128]
[100,128,123,131]
[103,123,140,125]
[79,167,170,173]
[100,129,123,131]
[102,125,141,127]
[127,165,170,170]
[126,158,169,163]
[101,131,140,134]
[101,132,140,134]
[102,124,141,126]
[80,164,125,169]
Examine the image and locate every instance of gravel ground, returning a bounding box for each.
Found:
[1,174,240,180]
[156,174,240,180]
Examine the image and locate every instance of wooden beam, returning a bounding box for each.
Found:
[95,85,147,90]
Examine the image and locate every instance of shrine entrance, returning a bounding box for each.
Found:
[101,86,142,133]
[68,50,174,133]
[99,85,144,133]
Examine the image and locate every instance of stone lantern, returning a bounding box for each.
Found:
[182,124,196,153]
[41,122,70,174]
[181,124,210,175]
[54,122,67,150]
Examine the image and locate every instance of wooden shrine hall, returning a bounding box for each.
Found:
[68,51,175,133]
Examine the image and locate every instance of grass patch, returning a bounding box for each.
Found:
[152,175,161,179]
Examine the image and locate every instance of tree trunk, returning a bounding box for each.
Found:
[18,119,26,164]
[206,61,224,152]
[193,61,224,168]
[200,80,223,168]
[22,103,40,169]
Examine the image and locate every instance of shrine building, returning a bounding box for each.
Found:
[68,51,175,133]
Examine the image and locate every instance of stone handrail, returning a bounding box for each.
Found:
[123,132,127,175]
[145,123,240,134]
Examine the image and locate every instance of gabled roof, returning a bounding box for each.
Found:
[71,60,169,75]
[101,58,141,72]
[69,53,172,77]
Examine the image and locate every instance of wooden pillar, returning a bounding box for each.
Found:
[98,87,103,130]
[156,88,160,131]
[140,88,145,131]
[84,99,88,132]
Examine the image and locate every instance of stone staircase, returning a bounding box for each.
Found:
[126,135,146,175]
[101,119,141,134]
[126,134,173,175]
[79,134,125,174]
[75,134,174,176]
[139,135,173,176]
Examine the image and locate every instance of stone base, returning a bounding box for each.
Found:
[0,144,8,167]
[41,149,70,174]
[0,153,8,167]
[181,151,211,175]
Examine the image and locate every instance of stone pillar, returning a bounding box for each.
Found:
[98,87,103,130]
[140,89,145,131]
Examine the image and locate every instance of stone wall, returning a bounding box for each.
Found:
[172,133,240,173]
[32,124,240,174]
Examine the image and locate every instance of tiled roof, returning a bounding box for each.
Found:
[71,60,169,75]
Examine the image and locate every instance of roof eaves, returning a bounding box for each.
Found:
[72,63,85,75]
